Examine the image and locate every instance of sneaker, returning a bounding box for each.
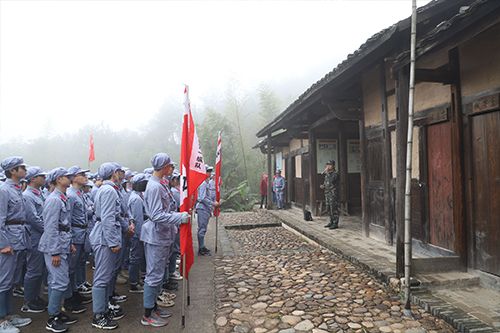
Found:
[21,301,45,313]
[43,286,49,295]
[108,301,122,312]
[74,292,92,304]
[0,320,19,333]
[46,315,68,333]
[12,287,24,298]
[156,295,175,308]
[8,315,31,328]
[155,305,172,318]
[83,281,93,288]
[78,283,92,294]
[201,246,212,254]
[129,283,143,293]
[109,308,125,321]
[160,290,176,300]
[162,281,178,291]
[33,297,48,308]
[111,292,127,303]
[92,312,118,330]
[62,301,86,314]
[116,274,127,285]
[121,262,129,270]
[197,249,211,256]
[58,312,78,325]
[169,272,182,281]
[141,312,168,327]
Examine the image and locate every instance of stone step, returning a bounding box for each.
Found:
[414,271,480,291]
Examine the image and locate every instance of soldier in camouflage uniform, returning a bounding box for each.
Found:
[320,160,339,229]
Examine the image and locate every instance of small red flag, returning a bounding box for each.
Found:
[214,131,222,217]
[89,134,95,163]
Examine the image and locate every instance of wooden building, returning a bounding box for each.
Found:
[255,0,500,280]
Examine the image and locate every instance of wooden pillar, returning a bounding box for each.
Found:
[267,134,273,209]
[449,47,467,267]
[359,109,369,237]
[339,125,348,214]
[379,60,393,245]
[309,130,317,215]
[395,64,410,279]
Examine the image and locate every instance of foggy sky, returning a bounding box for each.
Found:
[0,1,432,144]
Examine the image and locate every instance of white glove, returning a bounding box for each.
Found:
[181,212,190,225]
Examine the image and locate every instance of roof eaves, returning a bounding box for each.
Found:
[255,0,451,139]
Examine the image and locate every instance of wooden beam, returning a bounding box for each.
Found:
[339,125,348,212]
[267,133,273,209]
[395,60,410,279]
[310,113,337,130]
[359,104,369,238]
[449,47,467,268]
[380,59,394,245]
[416,67,453,84]
[308,126,317,215]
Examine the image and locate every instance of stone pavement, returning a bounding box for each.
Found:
[215,212,458,333]
[261,207,500,333]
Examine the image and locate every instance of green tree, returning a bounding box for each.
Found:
[258,83,282,127]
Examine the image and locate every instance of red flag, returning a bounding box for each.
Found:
[214,131,222,217]
[179,86,207,279]
[89,134,95,163]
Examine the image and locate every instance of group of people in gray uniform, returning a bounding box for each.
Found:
[0,152,218,333]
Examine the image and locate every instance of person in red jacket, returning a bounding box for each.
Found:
[259,174,268,209]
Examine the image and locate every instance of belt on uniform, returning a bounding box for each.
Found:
[71,223,88,229]
[96,218,120,222]
[120,214,129,218]
[59,225,70,232]
[5,220,26,225]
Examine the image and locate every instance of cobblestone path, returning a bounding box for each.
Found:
[214,212,458,333]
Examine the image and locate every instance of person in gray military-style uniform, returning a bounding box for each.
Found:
[38,167,79,333]
[0,157,32,333]
[273,169,286,209]
[208,172,216,202]
[21,167,49,314]
[196,165,220,256]
[89,163,124,330]
[320,160,340,230]
[64,166,92,314]
[166,171,182,283]
[127,174,149,293]
[109,163,134,306]
[77,180,95,295]
[141,153,189,327]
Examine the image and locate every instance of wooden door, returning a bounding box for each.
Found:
[471,111,500,276]
[427,121,455,251]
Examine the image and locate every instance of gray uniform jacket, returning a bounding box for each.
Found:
[23,186,45,247]
[128,191,146,239]
[117,187,131,233]
[171,186,180,211]
[208,179,216,202]
[0,179,29,250]
[273,176,286,192]
[141,176,181,246]
[89,181,122,248]
[196,180,213,212]
[67,186,88,245]
[38,188,72,255]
